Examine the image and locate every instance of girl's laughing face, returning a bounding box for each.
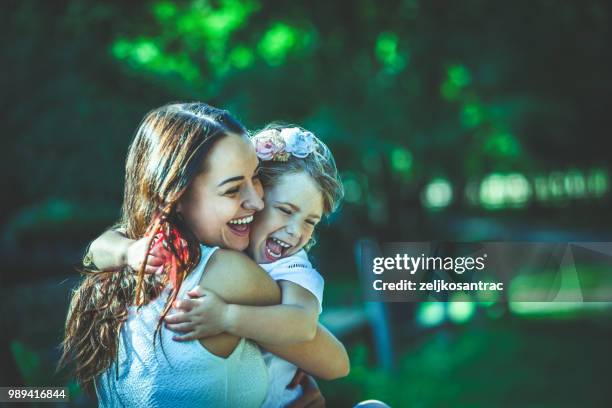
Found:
[248,172,324,263]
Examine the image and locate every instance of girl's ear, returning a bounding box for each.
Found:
[176,200,183,213]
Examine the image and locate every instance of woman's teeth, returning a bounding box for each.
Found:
[228,215,253,225]
[227,215,253,235]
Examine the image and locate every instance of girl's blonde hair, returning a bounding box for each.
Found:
[251,124,344,217]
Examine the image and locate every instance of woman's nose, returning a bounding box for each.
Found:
[243,182,264,212]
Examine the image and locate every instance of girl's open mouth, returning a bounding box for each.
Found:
[227,215,254,236]
[264,237,293,261]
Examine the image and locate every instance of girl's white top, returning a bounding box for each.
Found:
[95,244,268,408]
[259,250,325,408]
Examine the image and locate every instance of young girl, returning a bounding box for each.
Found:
[89,125,346,406]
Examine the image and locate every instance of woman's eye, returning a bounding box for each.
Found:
[225,187,240,195]
[306,220,317,226]
[278,207,292,215]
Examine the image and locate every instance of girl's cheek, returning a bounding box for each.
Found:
[305,226,316,241]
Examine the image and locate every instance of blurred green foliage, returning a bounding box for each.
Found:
[3,0,612,252]
[322,317,612,407]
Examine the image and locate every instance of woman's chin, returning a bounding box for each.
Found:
[221,229,250,251]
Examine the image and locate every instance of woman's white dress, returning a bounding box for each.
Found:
[95,245,268,408]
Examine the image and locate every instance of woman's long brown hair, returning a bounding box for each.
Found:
[58,102,247,394]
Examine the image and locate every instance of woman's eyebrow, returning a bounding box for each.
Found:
[218,176,244,187]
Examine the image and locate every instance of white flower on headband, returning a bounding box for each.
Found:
[280,128,317,158]
[253,127,317,161]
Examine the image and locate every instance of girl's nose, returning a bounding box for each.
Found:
[285,221,300,237]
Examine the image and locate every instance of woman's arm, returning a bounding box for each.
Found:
[187,249,281,358]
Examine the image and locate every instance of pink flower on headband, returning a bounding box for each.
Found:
[252,127,317,161]
[253,130,285,161]
[280,128,317,158]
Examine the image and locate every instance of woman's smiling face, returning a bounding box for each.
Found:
[247,171,324,263]
[178,134,264,251]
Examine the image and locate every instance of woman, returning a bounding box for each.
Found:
[60,103,346,407]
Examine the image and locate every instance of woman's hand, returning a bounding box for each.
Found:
[286,371,325,408]
[164,287,229,341]
[126,236,164,274]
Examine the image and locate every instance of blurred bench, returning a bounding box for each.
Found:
[320,239,396,370]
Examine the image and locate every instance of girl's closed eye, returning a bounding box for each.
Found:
[277,206,292,215]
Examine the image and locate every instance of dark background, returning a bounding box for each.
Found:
[2,0,611,406]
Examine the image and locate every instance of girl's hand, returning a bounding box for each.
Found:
[287,369,306,389]
[164,287,229,341]
[126,236,164,274]
[286,373,325,408]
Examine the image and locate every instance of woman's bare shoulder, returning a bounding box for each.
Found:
[205,249,262,279]
[199,249,280,305]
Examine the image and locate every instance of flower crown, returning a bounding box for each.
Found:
[252,127,318,162]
